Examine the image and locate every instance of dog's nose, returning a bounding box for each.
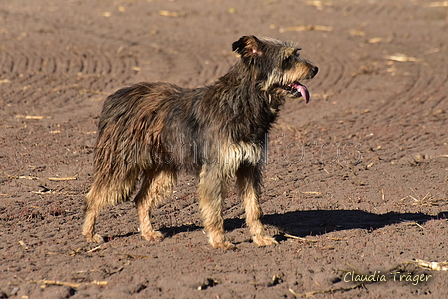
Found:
[312,66,319,77]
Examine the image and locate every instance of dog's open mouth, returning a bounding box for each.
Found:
[286,81,310,103]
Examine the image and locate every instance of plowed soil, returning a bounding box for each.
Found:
[1,0,448,298]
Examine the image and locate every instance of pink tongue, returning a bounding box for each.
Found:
[293,83,310,103]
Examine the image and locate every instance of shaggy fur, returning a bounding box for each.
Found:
[82,35,318,249]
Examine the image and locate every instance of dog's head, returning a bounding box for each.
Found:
[232,35,318,103]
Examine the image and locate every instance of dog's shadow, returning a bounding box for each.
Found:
[263,210,447,240]
[160,210,447,240]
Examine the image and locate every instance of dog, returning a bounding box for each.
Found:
[82,35,318,249]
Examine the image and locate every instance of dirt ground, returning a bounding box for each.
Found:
[1,0,448,298]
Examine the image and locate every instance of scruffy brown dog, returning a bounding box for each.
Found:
[82,35,318,249]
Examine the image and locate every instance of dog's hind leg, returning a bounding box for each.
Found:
[82,187,107,243]
[82,167,139,243]
[198,165,234,249]
[135,169,175,242]
[236,165,278,246]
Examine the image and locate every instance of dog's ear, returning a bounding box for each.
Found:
[232,36,262,57]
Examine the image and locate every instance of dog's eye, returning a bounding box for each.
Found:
[282,56,296,69]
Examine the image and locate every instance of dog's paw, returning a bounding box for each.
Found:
[85,233,105,243]
[211,240,236,250]
[253,235,278,247]
[142,230,164,242]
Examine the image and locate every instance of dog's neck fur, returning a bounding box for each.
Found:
[196,65,285,142]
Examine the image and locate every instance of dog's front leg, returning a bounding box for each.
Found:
[198,165,235,249]
[236,165,278,247]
